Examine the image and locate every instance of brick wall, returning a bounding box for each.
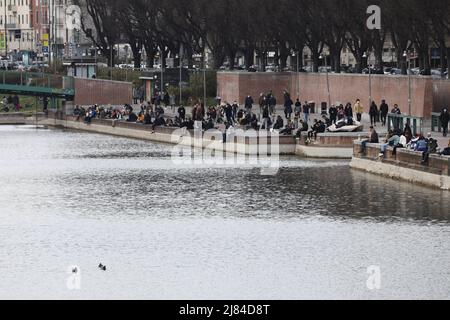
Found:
[217,72,450,118]
[74,78,133,106]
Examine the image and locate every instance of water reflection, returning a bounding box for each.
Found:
[1,125,450,300]
[0,125,448,223]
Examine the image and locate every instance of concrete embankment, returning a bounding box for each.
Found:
[0,113,46,125]
[296,132,369,159]
[350,141,450,190]
[39,114,296,156]
[1,113,369,159]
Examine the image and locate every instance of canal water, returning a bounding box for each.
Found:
[1,125,450,299]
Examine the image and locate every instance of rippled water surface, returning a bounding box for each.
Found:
[1,125,450,299]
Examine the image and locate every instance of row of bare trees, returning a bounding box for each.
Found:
[75,0,450,75]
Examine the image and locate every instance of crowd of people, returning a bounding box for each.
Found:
[1,95,21,112]
[71,91,450,154]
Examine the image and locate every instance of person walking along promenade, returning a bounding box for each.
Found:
[380,99,389,126]
[353,99,363,122]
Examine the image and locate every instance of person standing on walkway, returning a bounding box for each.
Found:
[245,94,254,114]
[380,99,389,126]
[225,103,234,125]
[232,101,239,121]
[440,108,450,137]
[294,99,302,128]
[258,93,266,116]
[283,91,293,120]
[268,92,276,116]
[329,104,337,125]
[178,105,186,121]
[353,99,363,122]
[391,104,401,131]
[260,105,270,130]
[303,101,310,123]
[369,101,379,126]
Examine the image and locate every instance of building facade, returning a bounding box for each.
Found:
[0,0,35,55]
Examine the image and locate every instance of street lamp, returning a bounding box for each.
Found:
[363,51,372,107]
[203,63,207,107]
[403,50,412,116]
[292,50,300,98]
[159,46,164,94]
[319,53,331,109]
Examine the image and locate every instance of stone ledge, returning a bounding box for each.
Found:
[350,157,450,190]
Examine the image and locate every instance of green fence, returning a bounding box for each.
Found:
[387,113,424,136]
[431,112,442,132]
[0,71,74,94]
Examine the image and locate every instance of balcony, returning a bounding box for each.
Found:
[6,23,17,29]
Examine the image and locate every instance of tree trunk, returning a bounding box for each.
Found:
[244,46,254,69]
[374,47,383,73]
[447,47,450,79]
[312,52,319,73]
[131,45,141,69]
[227,49,237,70]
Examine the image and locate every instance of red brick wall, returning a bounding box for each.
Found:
[74,78,132,106]
[432,79,450,113]
[217,72,446,118]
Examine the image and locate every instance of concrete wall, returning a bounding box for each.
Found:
[432,79,450,113]
[74,78,133,106]
[217,72,450,118]
[41,114,297,156]
[351,141,450,190]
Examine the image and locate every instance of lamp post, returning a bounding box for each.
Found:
[292,50,300,98]
[319,53,331,108]
[403,50,412,116]
[363,51,372,107]
[203,66,207,107]
[159,47,164,95]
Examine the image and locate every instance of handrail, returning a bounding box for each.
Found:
[387,113,424,136]
[432,112,442,132]
[0,70,75,92]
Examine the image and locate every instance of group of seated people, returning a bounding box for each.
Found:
[377,125,450,164]
[73,101,346,138]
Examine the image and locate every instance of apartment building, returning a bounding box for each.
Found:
[0,0,34,54]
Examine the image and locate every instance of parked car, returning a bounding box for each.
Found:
[247,65,257,72]
[390,68,403,75]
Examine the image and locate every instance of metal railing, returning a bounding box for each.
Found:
[387,113,423,136]
[432,112,442,132]
[0,70,74,93]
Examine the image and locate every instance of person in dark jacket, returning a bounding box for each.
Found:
[284,97,293,120]
[360,126,379,154]
[127,112,138,122]
[273,116,284,130]
[369,101,379,126]
[178,105,186,120]
[260,105,270,130]
[225,103,234,125]
[344,103,353,119]
[440,108,449,137]
[329,105,338,124]
[231,101,239,120]
[245,95,254,113]
[303,102,310,123]
[380,100,389,126]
